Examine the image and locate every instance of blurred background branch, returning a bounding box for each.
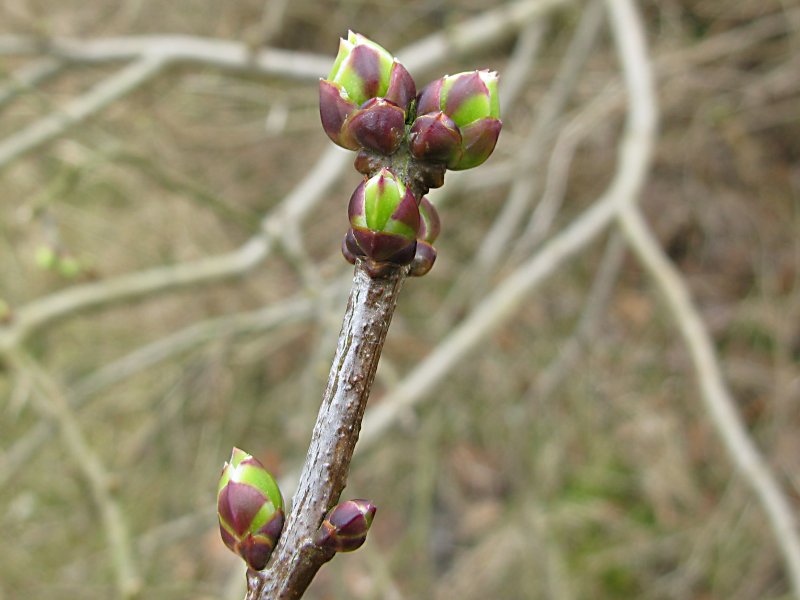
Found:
[1,0,798,598]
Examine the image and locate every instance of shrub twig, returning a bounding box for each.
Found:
[246,263,408,599]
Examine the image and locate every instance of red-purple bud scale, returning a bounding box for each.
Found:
[409,241,437,277]
[347,98,406,155]
[417,197,441,245]
[409,112,463,164]
[315,499,377,553]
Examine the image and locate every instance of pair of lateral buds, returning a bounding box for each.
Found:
[218,448,375,571]
[321,32,502,276]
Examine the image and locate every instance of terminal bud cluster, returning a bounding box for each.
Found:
[319,31,502,277]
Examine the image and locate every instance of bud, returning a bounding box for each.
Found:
[347,98,406,155]
[348,168,420,266]
[409,241,437,277]
[408,111,462,164]
[414,70,501,170]
[341,229,358,265]
[217,448,284,571]
[320,31,416,153]
[409,197,440,277]
[314,499,377,552]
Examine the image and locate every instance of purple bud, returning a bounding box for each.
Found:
[409,241,437,277]
[346,98,406,155]
[319,80,359,150]
[414,70,501,170]
[351,229,418,265]
[342,230,359,265]
[409,112,463,164]
[385,61,416,111]
[328,32,395,107]
[416,78,444,117]
[314,499,377,553]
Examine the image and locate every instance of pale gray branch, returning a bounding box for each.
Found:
[0,34,330,78]
[4,350,141,599]
[0,56,63,110]
[0,56,165,171]
[437,0,605,332]
[605,0,800,593]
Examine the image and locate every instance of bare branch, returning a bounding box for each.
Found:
[475,0,605,276]
[0,56,165,171]
[0,57,63,111]
[522,231,625,404]
[605,0,800,593]
[3,350,141,599]
[249,263,408,599]
[0,34,330,78]
[437,0,606,330]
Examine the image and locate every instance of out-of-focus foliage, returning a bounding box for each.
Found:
[1,0,799,598]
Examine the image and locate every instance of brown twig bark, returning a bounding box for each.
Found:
[246,260,408,599]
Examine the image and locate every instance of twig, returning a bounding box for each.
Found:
[511,3,798,260]
[436,0,605,331]
[2,350,141,599]
[0,227,274,350]
[0,34,330,79]
[511,80,623,258]
[498,19,548,115]
[0,56,166,171]
[604,0,800,594]
[399,0,572,70]
[248,262,408,599]
[0,56,63,111]
[522,231,625,405]
[474,0,605,278]
[0,286,337,489]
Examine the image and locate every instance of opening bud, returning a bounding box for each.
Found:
[217,448,284,571]
[347,168,420,265]
[320,32,416,152]
[415,70,502,170]
[314,499,377,553]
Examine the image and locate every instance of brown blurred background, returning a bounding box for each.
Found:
[1,0,799,598]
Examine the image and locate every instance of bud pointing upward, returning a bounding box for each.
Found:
[346,168,420,266]
[217,448,284,571]
[320,31,415,154]
[414,70,502,170]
